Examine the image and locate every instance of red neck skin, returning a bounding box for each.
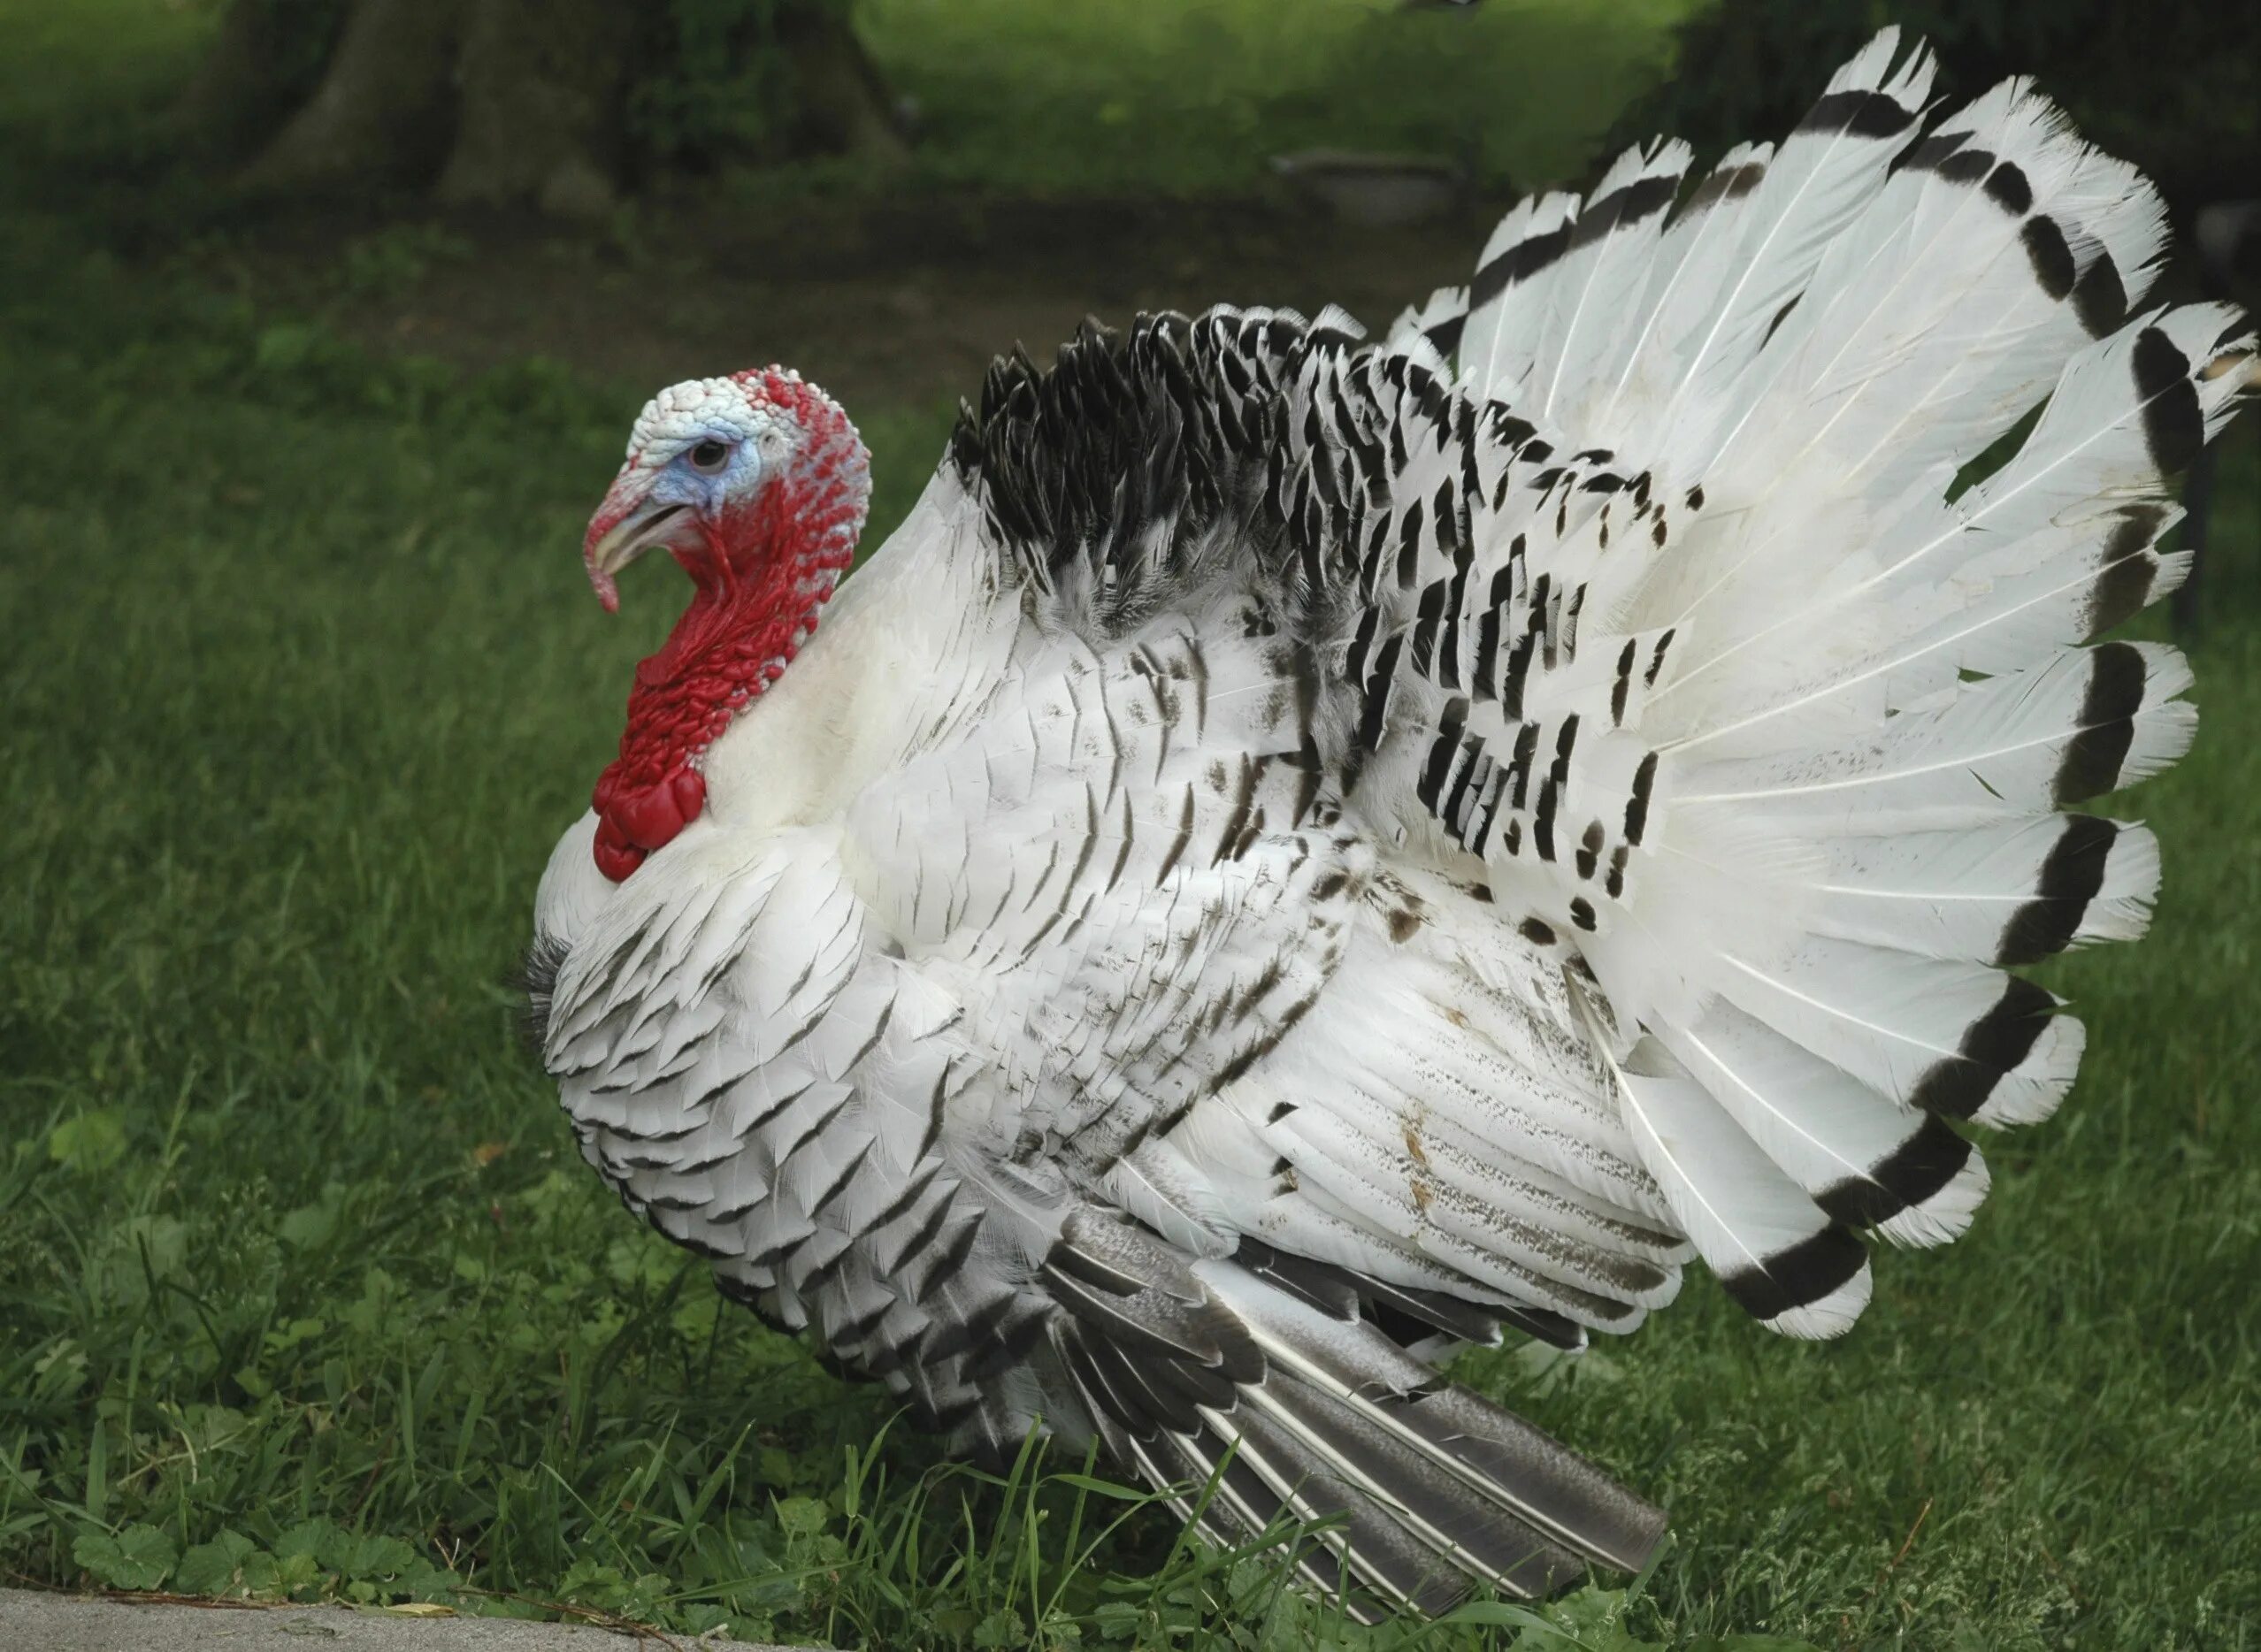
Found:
[591,393,868,883]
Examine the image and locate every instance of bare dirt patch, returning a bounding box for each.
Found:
[206,187,1498,409]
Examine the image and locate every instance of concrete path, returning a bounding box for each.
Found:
[0,1589,787,1649]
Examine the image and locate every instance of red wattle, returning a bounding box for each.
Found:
[587,369,867,883]
[613,775,686,848]
[593,814,647,882]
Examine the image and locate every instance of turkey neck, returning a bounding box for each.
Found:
[695,476,1019,837]
[592,432,868,882]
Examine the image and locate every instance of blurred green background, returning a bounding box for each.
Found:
[3,2,2257,1648]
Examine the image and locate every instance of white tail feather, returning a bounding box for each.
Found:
[1574,981,1871,1338]
[1659,1001,1986,1247]
[1385,28,2245,1342]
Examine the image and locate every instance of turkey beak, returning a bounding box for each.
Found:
[584,499,695,613]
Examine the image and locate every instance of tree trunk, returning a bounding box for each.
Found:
[772,3,909,165]
[174,0,341,162]
[191,0,907,211]
[435,0,645,219]
[237,0,465,196]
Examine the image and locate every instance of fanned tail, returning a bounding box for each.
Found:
[1575,306,2245,1327]
[1383,28,2254,1336]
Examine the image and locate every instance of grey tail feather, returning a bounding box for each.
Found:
[1229,1265,1667,1587]
[1048,1218,1663,1614]
[1068,1274,1665,1613]
[1170,1351,1667,1612]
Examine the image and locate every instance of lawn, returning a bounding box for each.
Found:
[4,4,2259,1650]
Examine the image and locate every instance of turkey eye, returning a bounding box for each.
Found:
[686,439,732,474]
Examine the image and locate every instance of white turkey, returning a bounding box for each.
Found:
[527,29,2252,1613]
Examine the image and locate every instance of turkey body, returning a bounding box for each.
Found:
[534,465,1673,1603]
[530,29,2251,1613]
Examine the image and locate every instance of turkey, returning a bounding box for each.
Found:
[527,29,2251,1614]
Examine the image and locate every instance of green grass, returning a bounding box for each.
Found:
[857,0,1698,194]
[5,4,2261,1648]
